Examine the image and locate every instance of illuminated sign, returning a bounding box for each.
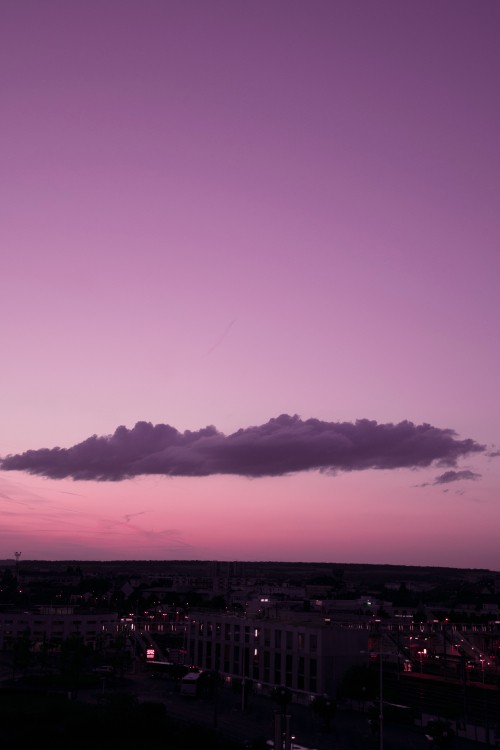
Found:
[146,648,155,660]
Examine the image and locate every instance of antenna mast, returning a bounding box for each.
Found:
[14,551,21,580]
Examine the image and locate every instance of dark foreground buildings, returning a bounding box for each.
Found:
[1,558,500,745]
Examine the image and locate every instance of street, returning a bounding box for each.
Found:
[110,669,494,750]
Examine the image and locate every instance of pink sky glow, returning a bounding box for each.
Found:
[1,0,499,568]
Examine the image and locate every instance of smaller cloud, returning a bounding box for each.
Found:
[418,469,481,487]
[434,470,481,484]
[486,450,500,458]
[123,511,147,523]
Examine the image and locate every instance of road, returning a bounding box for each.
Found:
[2,657,493,750]
[102,670,495,750]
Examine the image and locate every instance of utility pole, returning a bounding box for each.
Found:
[361,649,390,750]
[379,653,384,750]
[273,686,292,750]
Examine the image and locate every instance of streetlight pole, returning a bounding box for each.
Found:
[480,657,490,747]
[378,653,384,750]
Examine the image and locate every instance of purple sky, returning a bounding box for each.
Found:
[1,0,499,567]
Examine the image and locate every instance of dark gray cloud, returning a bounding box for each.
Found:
[418,468,482,487]
[0,415,485,482]
[433,470,482,484]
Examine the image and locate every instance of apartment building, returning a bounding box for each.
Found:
[0,606,119,649]
[186,611,368,701]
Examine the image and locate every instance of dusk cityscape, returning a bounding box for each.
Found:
[1,1,499,748]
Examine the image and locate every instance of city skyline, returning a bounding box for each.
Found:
[1,1,499,567]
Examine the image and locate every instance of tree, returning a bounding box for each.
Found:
[13,629,33,680]
[311,694,337,730]
[338,664,378,702]
[106,632,130,677]
[271,685,292,711]
[61,635,90,698]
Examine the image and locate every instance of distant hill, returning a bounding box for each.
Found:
[8,558,496,587]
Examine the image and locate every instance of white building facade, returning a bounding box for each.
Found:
[186,612,368,701]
